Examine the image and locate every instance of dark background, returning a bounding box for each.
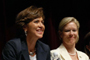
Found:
[1,0,90,59]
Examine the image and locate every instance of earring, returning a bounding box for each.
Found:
[25,31,27,36]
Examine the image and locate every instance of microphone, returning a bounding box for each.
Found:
[51,52,60,60]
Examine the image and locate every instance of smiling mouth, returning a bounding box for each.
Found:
[70,37,74,39]
[36,28,44,34]
[36,30,44,34]
[38,31,43,34]
[71,37,74,38]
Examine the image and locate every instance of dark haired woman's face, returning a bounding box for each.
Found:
[24,17,45,39]
[86,42,90,51]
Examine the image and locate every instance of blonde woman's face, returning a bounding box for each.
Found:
[61,22,78,46]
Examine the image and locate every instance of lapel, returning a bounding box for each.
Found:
[58,44,72,60]
[56,44,89,60]
[21,39,30,60]
[36,41,47,60]
[20,39,48,60]
[77,51,85,60]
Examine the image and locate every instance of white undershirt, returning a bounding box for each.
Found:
[29,55,37,60]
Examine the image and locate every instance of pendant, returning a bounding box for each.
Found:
[30,52,34,55]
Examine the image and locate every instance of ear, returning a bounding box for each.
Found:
[58,30,62,38]
[86,45,89,50]
[23,25,27,31]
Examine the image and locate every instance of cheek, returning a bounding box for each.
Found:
[43,25,45,30]
[61,33,68,39]
[63,33,68,36]
[75,32,78,37]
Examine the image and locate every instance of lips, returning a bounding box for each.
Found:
[37,30,43,34]
[69,37,74,39]
[36,29,44,34]
[70,37,74,38]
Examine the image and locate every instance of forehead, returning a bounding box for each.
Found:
[64,22,77,29]
[33,17,44,21]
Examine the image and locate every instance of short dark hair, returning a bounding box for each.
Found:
[84,32,90,45]
[16,5,45,27]
[15,5,45,38]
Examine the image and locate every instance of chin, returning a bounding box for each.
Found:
[39,36,43,39]
[37,35,43,39]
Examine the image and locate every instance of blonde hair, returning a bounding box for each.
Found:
[58,17,80,43]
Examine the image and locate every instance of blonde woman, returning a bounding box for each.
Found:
[51,17,89,60]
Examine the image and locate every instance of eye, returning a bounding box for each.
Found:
[34,20,39,23]
[65,30,70,32]
[42,20,44,24]
[73,29,77,32]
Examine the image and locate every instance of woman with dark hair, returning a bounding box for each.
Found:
[83,32,90,59]
[2,5,50,60]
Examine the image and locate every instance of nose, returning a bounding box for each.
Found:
[38,22,44,28]
[70,30,74,35]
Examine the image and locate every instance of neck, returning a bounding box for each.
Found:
[63,43,76,54]
[26,35,38,52]
[68,50,76,56]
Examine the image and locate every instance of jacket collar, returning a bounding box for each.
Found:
[57,44,85,60]
[21,39,47,60]
[58,44,72,60]
[36,40,48,60]
[21,39,30,60]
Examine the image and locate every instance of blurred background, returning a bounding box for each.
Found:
[1,0,90,59]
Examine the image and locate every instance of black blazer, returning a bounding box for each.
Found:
[2,38,51,60]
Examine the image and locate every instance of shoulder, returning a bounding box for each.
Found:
[37,40,49,47]
[77,50,88,56]
[50,44,62,54]
[8,38,21,43]
[50,47,60,57]
[50,47,61,60]
[37,40,50,50]
[50,48,58,53]
[3,38,21,51]
[2,38,21,59]
[6,38,21,46]
[77,50,89,59]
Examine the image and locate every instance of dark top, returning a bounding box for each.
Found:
[1,38,51,60]
[83,46,90,59]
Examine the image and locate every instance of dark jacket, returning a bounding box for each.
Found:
[1,38,51,60]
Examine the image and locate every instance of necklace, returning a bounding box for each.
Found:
[29,49,36,55]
